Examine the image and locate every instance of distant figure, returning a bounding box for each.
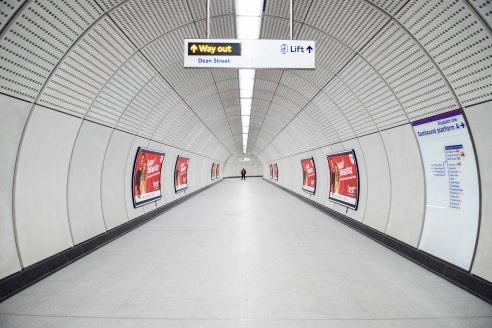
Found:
[241,168,247,180]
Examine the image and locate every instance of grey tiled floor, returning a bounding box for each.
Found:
[1,178,491,327]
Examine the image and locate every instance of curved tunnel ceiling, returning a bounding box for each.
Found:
[0,0,491,163]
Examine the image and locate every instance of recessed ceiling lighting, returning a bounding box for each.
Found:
[236,0,264,154]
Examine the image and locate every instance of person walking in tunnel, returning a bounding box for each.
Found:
[241,168,246,180]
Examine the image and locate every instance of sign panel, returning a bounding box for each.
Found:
[211,163,216,181]
[269,164,273,179]
[301,158,316,194]
[273,163,278,181]
[216,163,220,178]
[184,39,315,69]
[327,150,359,209]
[413,110,479,269]
[174,156,190,193]
[132,148,165,207]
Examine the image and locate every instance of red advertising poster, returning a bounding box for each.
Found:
[301,158,316,194]
[269,164,273,179]
[327,150,359,209]
[216,163,220,178]
[175,156,190,193]
[132,148,165,207]
[273,163,278,181]
[211,163,216,180]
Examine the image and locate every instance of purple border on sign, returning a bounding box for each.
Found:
[411,110,461,127]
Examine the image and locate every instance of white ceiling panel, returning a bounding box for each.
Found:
[396,0,492,106]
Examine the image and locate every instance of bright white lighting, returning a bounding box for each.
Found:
[242,115,250,126]
[240,88,253,98]
[239,78,255,91]
[239,69,255,80]
[237,0,263,153]
[235,0,263,16]
[236,16,262,39]
[240,98,252,108]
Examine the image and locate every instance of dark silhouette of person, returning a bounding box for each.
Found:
[135,153,146,196]
[241,168,246,180]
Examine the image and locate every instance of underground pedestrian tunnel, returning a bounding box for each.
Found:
[1,0,492,327]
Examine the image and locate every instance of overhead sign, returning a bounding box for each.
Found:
[184,39,315,69]
[412,110,479,270]
[188,42,241,56]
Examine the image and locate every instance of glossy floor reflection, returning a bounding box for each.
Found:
[1,178,491,327]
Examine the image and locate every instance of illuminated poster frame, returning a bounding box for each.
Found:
[216,163,220,178]
[273,163,278,181]
[269,164,273,179]
[301,157,316,194]
[211,163,216,181]
[174,156,190,193]
[327,150,359,210]
[131,148,165,208]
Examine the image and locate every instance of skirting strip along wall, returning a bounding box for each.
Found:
[263,178,492,304]
[0,180,223,302]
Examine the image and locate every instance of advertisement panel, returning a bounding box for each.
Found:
[174,156,190,193]
[132,148,165,207]
[269,164,273,179]
[211,163,216,180]
[413,110,479,269]
[301,158,316,194]
[216,163,220,178]
[273,163,278,181]
[327,150,359,209]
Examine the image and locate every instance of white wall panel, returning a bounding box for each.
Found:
[466,102,492,281]
[0,95,30,278]
[382,124,425,247]
[15,106,80,266]
[358,133,391,232]
[68,121,111,244]
[101,129,132,230]
[312,150,329,205]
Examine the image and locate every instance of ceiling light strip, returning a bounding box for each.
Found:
[236,0,264,154]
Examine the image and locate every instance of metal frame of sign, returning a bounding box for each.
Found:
[301,157,316,195]
[327,150,360,210]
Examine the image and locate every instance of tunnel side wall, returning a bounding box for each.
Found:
[263,101,492,284]
[0,95,224,280]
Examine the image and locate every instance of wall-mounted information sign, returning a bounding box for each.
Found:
[132,148,165,208]
[327,150,359,210]
[273,163,278,181]
[174,156,190,193]
[184,39,315,69]
[269,164,273,179]
[216,163,220,178]
[413,110,479,270]
[301,158,316,194]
